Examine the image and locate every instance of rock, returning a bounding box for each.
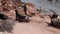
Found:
[24,2,39,17]
[57,16,60,21]
[0,0,30,22]
[6,4,16,10]
[15,7,30,22]
[12,0,22,8]
[16,7,26,16]
[49,13,60,29]
[0,14,8,20]
[16,16,30,22]
[1,0,12,6]
[37,7,43,13]
[51,18,60,29]
[49,12,58,19]
[0,10,16,20]
[39,13,51,23]
[2,0,16,10]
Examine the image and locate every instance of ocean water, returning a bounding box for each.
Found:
[21,0,60,14]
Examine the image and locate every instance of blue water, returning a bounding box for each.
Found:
[21,0,60,14]
[21,0,40,8]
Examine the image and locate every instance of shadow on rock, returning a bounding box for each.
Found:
[47,22,60,29]
[47,12,60,29]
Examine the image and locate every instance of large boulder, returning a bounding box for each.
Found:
[0,5,16,20]
[49,13,60,29]
[16,7,30,22]
[0,10,16,20]
[24,2,39,17]
[51,18,60,29]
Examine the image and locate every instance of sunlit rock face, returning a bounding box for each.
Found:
[0,0,20,20]
[24,2,39,17]
[0,0,16,20]
[0,10,16,20]
[0,0,31,22]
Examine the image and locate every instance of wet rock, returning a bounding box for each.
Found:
[24,2,39,17]
[49,13,60,29]
[51,18,60,29]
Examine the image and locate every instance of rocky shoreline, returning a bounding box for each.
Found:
[0,0,60,33]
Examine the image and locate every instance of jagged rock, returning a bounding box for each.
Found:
[15,7,30,22]
[24,2,39,17]
[1,0,16,10]
[0,10,16,20]
[0,0,30,22]
[51,18,60,29]
[49,13,60,29]
[16,7,26,16]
